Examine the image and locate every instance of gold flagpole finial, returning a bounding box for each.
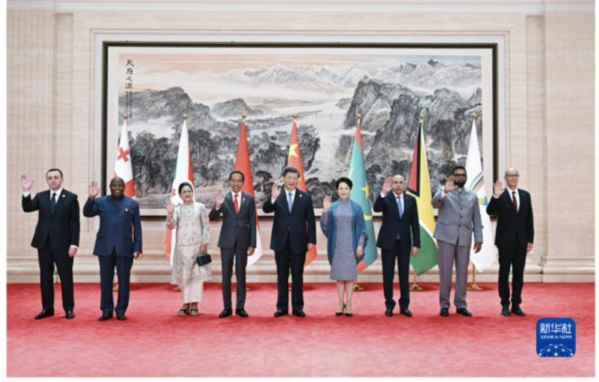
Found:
[182,114,188,121]
[123,113,129,121]
[357,112,362,122]
[419,111,425,121]
[241,113,247,120]
[471,112,479,120]
[292,113,298,120]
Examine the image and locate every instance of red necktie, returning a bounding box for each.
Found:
[234,193,239,214]
[512,191,518,212]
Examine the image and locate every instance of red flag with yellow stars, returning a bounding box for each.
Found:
[287,116,317,266]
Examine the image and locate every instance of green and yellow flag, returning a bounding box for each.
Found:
[406,118,438,275]
[348,118,378,272]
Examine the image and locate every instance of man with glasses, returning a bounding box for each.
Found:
[432,166,483,317]
[486,168,534,317]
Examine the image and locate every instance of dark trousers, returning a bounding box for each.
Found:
[275,238,306,312]
[37,240,74,312]
[221,244,248,310]
[98,251,134,315]
[498,244,527,308]
[381,239,410,310]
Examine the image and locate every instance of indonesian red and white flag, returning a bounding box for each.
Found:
[236,119,262,267]
[114,118,135,197]
[164,119,195,264]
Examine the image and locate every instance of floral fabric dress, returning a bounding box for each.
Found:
[170,203,212,302]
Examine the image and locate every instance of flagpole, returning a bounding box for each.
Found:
[238,113,254,293]
[352,112,366,292]
[468,264,483,291]
[466,112,484,292]
[171,113,189,292]
[409,112,429,292]
[113,113,130,292]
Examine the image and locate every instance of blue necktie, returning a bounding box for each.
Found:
[287,192,293,213]
[396,195,402,240]
[51,192,57,214]
[397,195,403,219]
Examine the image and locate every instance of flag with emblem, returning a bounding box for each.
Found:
[286,116,318,266]
[348,117,378,272]
[465,116,496,272]
[114,117,135,197]
[235,118,263,267]
[406,118,438,275]
[164,118,195,264]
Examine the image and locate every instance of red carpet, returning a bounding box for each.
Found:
[7,282,594,377]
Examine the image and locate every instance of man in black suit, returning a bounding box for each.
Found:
[209,171,256,319]
[373,175,420,317]
[487,168,534,317]
[21,169,80,320]
[263,167,316,318]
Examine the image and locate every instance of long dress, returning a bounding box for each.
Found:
[170,202,212,303]
[322,199,366,281]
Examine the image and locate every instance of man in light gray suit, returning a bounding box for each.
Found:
[209,171,256,318]
[432,166,483,317]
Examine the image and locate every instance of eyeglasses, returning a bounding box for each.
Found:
[453,174,467,178]
[506,174,520,178]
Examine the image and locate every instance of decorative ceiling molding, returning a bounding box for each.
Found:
[7,0,595,14]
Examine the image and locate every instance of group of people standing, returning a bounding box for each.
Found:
[20,164,533,321]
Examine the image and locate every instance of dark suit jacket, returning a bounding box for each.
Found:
[486,188,534,248]
[262,188,316,253]
[22,189,80,252]
[209,191,257,250]
[373,192,421,252]
[83,195,142,257]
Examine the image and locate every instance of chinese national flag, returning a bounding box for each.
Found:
[287,118,317,266]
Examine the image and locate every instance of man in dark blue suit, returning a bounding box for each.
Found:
[263,167,316,317]
[373,175,420,317]
[21,169,80,320]
[83,177,143,321]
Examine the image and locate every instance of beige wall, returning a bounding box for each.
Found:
[7,10,594,282]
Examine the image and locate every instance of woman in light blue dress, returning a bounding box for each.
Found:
[320,177,367,317]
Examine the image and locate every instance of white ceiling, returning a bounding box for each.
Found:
[6,0,595,13]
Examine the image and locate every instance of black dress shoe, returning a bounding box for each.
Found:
[219,309,233,319]
[116,313,127,321]
[292,310,306,318]
[273,310,289,318]
[511,306,526,316]
[385,308,394,317]
[457,308,472,317]
[98,313,113,321]
[400,308,413,317]
[34,309,54,320]
[235,308,249,318]
[501,307,511,316]
[65,310,75,319]
[440,308,449,317]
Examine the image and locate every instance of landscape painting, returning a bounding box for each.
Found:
[104,44,496,212]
